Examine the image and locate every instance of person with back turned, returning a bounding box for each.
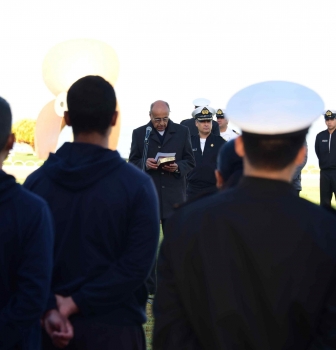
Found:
[24,76,159,350]
[154,81,336,350]
[0,97,54,350]
[187,105,225,199]
[315,110,336,207]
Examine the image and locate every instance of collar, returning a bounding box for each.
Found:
[238,176,297,195]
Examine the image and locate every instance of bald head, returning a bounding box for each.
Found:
[149,100,170,114]
[149,100,170,132]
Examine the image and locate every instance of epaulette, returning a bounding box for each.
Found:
[173,189,218,211]
[233,130,239,135]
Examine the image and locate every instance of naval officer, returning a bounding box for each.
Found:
[315,110,336,207]
[180,98,220,136]
[215,108,239,141]
[187,106,225,199]
[154,81,336,350]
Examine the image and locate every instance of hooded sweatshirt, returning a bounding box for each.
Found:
[0,170,53,350]
[23,142,159,325]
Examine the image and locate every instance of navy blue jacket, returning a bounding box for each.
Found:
[187,134,225,192]
[315,129,336,170]
[24,142,160,325]
[154,177,336,349]
[0,170,53,350]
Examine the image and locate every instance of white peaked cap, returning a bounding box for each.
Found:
[193,98,210,107]
[324,109,336,115]
[226,81,324,135]
[192,106,216,118]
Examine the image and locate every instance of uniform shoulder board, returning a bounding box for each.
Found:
[233,130,239,135]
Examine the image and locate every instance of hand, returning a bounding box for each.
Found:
[146,158,158,170]
[55,295,79,319]
[43,309,74,348]
[162,162,178,173]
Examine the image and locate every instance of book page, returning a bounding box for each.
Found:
[154,152,176,161]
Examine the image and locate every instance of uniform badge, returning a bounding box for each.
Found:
[192,148,197,151]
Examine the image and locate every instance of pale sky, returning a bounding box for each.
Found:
[0,0,335,163]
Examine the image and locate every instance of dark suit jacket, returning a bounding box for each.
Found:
[129,120,195,219]
[187,134,225,194]
[154,177,336,350]
[180,118,220,136]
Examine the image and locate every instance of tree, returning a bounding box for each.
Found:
[12,119,36,149]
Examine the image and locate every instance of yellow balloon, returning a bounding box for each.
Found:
[42,38,120,96]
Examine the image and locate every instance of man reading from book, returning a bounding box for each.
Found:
[129,100,195,234]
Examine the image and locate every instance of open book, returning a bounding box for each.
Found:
[155,152,176,167]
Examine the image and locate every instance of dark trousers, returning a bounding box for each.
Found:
[42,316,146,350]
[146,219,167,295]
[320,170,336,207]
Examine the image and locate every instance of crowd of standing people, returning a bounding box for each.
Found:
[1,76,336,350]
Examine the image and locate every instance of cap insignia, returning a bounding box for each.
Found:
[201,108,209,115]
[217,109,223,115]
[326,110,332,116]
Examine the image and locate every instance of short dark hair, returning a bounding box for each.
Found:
[0,97,12,151]
[149,101,170,113]
[67,75,116,135]
[242,129,308,170]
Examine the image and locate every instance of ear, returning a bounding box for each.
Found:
[234,136,245,157]
[111,111,118,127]
[215,169,224,189]
[64,111,72,126]
[294,143,307,166]
[195,120,198,126]
[5,133,15,151]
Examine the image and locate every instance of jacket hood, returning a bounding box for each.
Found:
[0,169,20,204]
[41,142,125,191]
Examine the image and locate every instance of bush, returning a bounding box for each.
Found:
[12,119,36,149]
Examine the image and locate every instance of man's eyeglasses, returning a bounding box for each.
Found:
[153,117,169,123]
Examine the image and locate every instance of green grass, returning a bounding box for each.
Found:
[4,153,43,166]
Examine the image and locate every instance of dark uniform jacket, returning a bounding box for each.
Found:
[180,118,220,136]
[187,134,225,194]
[0,170,53,350]
[315,130,336,170]
[129,120,195,219]
[154,177,336,350]
[24,143,159,326]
